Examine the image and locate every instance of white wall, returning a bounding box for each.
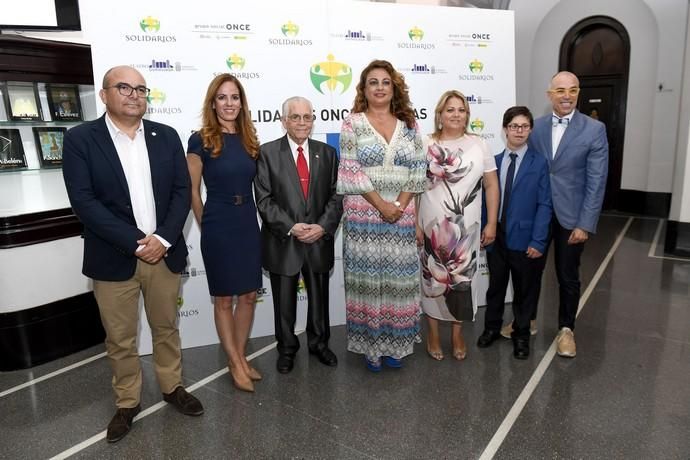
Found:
[513,0,687,195]
[669,4,690,222]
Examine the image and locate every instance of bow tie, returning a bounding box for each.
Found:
[552,115,570,127]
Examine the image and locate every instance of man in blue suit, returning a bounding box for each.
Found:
[528,71,609,358]
[477,106,552,359]
[62,66,203,443]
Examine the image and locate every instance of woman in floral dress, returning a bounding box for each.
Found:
[337,60,426,371]
[416,90,499,361]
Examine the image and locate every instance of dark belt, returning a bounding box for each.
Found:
[209,195,252,206]
[230,194,251,206]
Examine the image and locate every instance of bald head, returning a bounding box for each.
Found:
[547,71,580,117]
[549,71,579,90]
[99,65,148,124]
[102,65,145,89]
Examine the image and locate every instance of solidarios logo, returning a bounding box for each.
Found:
[310,54,352,94]
[147,88,166,105]
[222,54,260,79]
[459,59,494,81]
[408,26,424,41]
[270,21,312,46]
[146,88,182,115]
[226,54,246,71]
[125,16,176,43]
[470,118,485,133]
[140,16,160,32]
[282,21,299,37]
[469,59,484,73]
[399,25,434,50]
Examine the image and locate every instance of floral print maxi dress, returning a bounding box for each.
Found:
[418,134,497,322]
[337,113,426,360]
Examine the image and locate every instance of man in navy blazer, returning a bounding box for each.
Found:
[62,66,202,443]
[477,106,552,359]
[528,71,609,358]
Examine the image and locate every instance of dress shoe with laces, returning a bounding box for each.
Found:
[163,387,204,416]
[477,329,502,348]
[513,337,530,360]
[501,320,538,339]
[106,404,141,443]
[276,354,294,374]
[309,347,338,367]
[556,327,576,357]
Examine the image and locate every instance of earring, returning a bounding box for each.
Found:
[438,123,443,130]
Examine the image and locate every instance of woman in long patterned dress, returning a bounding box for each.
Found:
[337,60,426,372]
[416,90,499,361]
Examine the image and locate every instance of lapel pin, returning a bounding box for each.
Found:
[315,154,319,159]
[152,131,157,136]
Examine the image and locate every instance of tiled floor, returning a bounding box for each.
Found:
[1,215,689,459]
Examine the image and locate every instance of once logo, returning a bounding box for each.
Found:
[281,21,299,37]
[310,54,352,95]
[226,54,246,71]
[140,16,161,33]
[408,26,424,41]
[147,88,166,105]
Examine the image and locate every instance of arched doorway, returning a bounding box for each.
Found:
[559,16,630,210]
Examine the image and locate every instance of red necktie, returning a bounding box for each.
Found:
[296,145,309,198]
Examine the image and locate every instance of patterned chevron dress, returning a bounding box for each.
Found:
[337,112,426,360]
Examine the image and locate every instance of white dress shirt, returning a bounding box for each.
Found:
[551,110,574,157]
[104,114,169,248]
[286,135,310,169]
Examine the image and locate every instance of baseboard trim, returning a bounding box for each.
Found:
[614,190,671,217]
[664,220,690,257]
[0,292,104,371]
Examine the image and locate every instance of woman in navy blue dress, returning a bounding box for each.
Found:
[187,74,261,392]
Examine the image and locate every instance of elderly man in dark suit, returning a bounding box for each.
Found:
[254,96,343,374]
[62,65,202,443]
[528,71,609,358]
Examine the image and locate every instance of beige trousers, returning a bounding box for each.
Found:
[93,260,183,408]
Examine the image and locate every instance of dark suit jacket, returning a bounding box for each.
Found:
[529,110,608,234]
[254,136,343,276]
[62,115,191,281]
[493,148,552,253]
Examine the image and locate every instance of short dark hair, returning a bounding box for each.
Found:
[502,106,534,128]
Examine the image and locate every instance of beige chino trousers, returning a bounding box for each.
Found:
[94,259,183,408]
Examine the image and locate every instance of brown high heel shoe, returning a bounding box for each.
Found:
[228,364,254,392]
[452,327,467,361]
[247,366,262,381]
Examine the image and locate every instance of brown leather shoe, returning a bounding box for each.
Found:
[556,327,576,358]
[163,387,204,416]
[106,404,141,443]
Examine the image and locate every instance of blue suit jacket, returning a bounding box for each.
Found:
[485,148,552,253]
[62,115,191,281]
[528,110,608,234]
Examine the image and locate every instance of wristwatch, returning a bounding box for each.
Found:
[393,200,401,208]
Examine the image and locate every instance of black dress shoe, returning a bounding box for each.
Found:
[277,354,294,374]
[513,337,530,360]
[309,347,338,367]
[477,329,502,348]
[106,404,141,443]
[163,386,204,416]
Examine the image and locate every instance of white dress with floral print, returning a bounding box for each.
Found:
[418,134,497,322]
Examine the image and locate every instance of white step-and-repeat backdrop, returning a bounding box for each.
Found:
[80,0,515,353]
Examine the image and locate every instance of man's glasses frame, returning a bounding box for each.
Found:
[104,83,151,98]
[547,87,580,97]
[506,124,531,132]
[287,114,316,123]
